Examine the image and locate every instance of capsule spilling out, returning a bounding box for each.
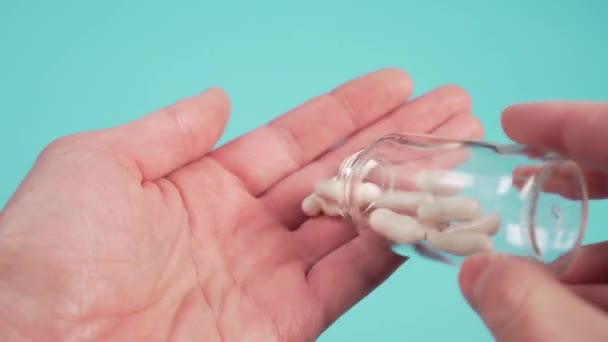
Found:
[314,179,381,205]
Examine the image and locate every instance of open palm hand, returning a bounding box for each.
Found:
[0,69,482,341]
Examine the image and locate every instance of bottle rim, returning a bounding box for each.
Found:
[525,159,589,274]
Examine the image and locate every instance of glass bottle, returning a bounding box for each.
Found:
[336,133,588,274]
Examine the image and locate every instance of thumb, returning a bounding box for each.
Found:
[101,87,231,181]
[459,254,608,342]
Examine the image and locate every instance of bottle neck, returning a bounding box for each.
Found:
[336,149,377,229]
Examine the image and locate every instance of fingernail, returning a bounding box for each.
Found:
[459,254,491,309]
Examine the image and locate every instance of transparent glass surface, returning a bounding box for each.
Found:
[338,133,588,274]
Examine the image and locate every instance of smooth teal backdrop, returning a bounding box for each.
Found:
[1,1,607,340]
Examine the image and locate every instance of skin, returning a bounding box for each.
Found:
[459,102,608,342]
[0,68,483,341]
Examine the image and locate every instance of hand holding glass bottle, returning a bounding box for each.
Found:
[302,101,608,342]
[458,102,608,342]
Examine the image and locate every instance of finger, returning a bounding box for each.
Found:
[101,88,230,180]
[559,241,608,284]
[211,68,414,196]
[306,229,406,329]
[511,165,608,199]
[459,254,608,342]
[295,217,353,268]
[569,284,608,312]
[264,85,475,230]
[295,112,484,265]
[502,102,608,172]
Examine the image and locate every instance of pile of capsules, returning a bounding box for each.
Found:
[301,158,502,257]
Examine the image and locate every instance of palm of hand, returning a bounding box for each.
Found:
[0,70,481,341]
[32,147,319,341]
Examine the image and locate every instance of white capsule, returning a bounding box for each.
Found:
[417,196,482,222]
[314,179,342,202]
[321,201,342,216]
[373,191,434,213]
[427,232,493,256]
[369,208,427,244]
[423,221,450,232]
[301,193,323,216]
[415,170,470,196]
[339,152,378,177]
[314,179,381,205]
[357,182,382,203]
[443,213,502,236]
[362,159,379,176]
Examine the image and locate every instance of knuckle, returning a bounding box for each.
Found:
[164,102,195,159]
[40,133,100,160]
[43,135,83,154]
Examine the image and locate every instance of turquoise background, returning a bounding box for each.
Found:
[1,0,607,340]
